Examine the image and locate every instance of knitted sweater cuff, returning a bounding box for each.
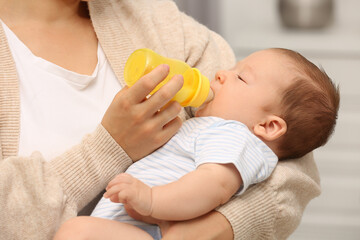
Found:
[49,124,132,211]
[216,184,277,240]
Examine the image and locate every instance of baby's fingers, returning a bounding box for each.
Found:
[106,173,134,190]
[104,185,136,204]
[103,185,123,199]
[104,184,131,203]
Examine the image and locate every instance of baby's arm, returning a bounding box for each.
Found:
[104,163,242,221]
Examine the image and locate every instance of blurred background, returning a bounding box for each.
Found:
[173,0,360,239]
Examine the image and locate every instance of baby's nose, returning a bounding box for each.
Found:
[215,70,226,83]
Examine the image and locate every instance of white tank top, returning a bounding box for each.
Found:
[1,20,122,160]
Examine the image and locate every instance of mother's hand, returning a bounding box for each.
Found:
[102,64,184,161]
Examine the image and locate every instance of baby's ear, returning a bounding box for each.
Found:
[253,115,287,142]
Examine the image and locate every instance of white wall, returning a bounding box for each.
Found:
[220,0,360,55]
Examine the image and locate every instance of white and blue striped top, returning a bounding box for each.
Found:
[91,116,278,229]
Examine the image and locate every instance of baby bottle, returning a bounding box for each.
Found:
[124,48,214,107]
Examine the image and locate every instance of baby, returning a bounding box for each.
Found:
[54,48,340,240]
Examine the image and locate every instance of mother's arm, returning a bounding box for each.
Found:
[0,125,132,239]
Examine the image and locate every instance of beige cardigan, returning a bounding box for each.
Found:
[0,0,321,239]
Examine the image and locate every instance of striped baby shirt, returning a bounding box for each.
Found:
[91,116,278,238]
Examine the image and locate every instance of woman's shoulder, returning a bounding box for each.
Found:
[90,0,180,30]
[90,0,185,56]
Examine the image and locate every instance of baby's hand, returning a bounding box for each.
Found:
[104,173,153,216]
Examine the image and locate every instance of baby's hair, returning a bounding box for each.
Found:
[272,48,340,160]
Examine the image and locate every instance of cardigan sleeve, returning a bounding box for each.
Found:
[0,125,132,239]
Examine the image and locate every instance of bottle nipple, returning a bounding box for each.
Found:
[203,89,214,105]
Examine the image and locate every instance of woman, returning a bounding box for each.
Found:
[0,0,321,239]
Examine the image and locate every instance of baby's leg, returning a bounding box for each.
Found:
[54,216,153,240]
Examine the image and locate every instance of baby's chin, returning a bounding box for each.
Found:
[195,105,209,117]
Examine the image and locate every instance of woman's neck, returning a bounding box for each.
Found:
[0,0,86,26]
[0,0,97,76]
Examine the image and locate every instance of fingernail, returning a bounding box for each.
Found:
[162,64,169,71]
[177,74,184,82]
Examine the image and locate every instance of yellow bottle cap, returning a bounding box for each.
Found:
[178,68,212,107]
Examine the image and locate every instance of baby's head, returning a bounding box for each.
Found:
[196,48,340,160]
